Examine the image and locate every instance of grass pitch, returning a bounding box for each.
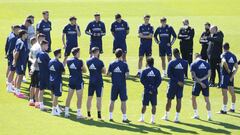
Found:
[0,0,240,135]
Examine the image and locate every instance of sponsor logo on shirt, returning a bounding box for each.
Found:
[49,65,56,71]
[228,57,234,63]
[198,63,207,69]
[89,64,96,70]
[113,66,122,73]
[147,70,155,77]
[175,63,183,69]
[69,63,77,69]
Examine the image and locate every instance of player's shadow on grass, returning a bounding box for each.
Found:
[58,113,171,134]
[145,122,198,134]
[179,121,231,134]
[199,119,240,132]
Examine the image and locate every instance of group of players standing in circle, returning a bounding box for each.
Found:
[5,10,239,124]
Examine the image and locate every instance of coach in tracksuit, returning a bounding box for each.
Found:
[207,26,224,87]
[178,19,195,78]
[199,22,211,61]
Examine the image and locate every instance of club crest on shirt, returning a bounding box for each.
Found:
[175,63,183,69]
[147,70,155,77]
[113,66,122,73]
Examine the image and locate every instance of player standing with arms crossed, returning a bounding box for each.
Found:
[136,15,154,77]
[85,13,106,54]
[111,14,129,62]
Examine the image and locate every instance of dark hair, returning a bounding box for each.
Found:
[40,40,48,46]
[147,57,154,67]
[30,37,37,44]
[27,15,34,19]
[42,10,49,15]
[54,49,61,56]
[173,48,180,57]
[18,30,27,37]
[115,13,121,19]
[144,15,150,18]
[205,22,211,27]
[26,18,33,24]
[115,48,123,58]
[160,17,167,22]
[69,16,77,21]
[37,33,46,38]
[13,25,20,29]
[91,47,100,54]
[94,13,100,16]
[72,47,80,56]
[223,42,230,50]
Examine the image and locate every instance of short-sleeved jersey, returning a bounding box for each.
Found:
[6,33,18,57]
[111,20,129,41]
[138,24,154,45]
[15,38,29,66]
[190,58,210,82]
[140,66,162,94]
[108,60,129,87]
[154,25,176,46]
[86,57,104,87]
[29,43,41,71]
[85,21,106,41]
[63,24,80,46]
[36,20,52,43]
[221,51,237,76]
[67,57,83,82]
[167,58,188,85]
[37,51,51,77]
[48,58,65,82]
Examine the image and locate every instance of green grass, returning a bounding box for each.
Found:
[0,0,240,134]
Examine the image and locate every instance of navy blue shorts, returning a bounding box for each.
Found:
[90,41,103,53]
[167,84,183,99]
[69,79,84,90]
[39,76,49,90]
[139,44,152,57]
[49,81,62,97]
[113,40,127,53]
[16,64,26,75]
[88,84,103,97]
[8,56,16,71]
[220,75,234,89]
[65,45,77,57]
[142,92,157,106]
[192,82,209,97]
[159,45,172,57]
[111,85,128,101]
